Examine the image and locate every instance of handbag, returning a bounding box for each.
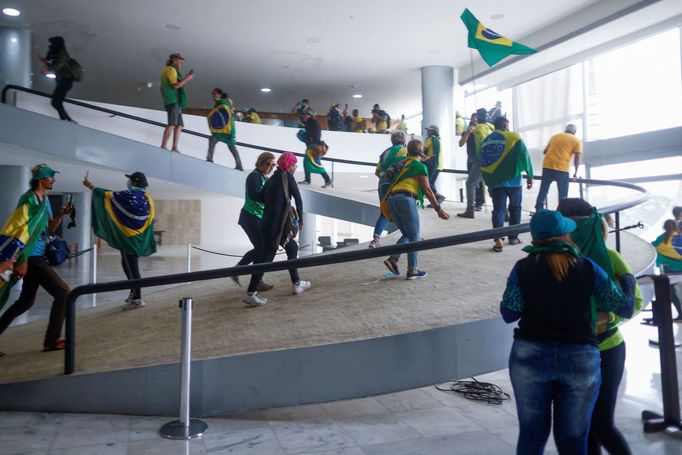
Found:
[277,172,299,248]
[45,236,70,266]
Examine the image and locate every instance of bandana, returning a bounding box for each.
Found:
[277,152,298,172]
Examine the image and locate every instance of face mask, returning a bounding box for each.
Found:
[127,182,134,191]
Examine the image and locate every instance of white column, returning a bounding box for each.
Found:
[0,26,32,105]
[0,165,30,222]
[421,66,456,199]
[61,191,92,253]
[298,212,318,255]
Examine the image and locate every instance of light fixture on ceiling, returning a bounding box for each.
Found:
[2,7,20,16]
[146,81,153,88]
[352,94,362,99]
[490,14,504,20]
[260,87,271,93]
[306,37,320,44]
[45,73,56,79]
[10,36,18,43]
[165,23,181,31]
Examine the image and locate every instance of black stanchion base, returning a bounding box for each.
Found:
[642,410,682,433]
[160,419,208,440]
[648,338,682,348]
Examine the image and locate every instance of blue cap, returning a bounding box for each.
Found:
[530,210,577,240]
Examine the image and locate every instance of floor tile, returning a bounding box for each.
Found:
[0,420,60,454]
[293,448,366,455]
[48,441,127,454]
[127,437,206,455]
[51,414,130,449]
[360,430,514,455]
[269,419,356,454]
[337,413,421,446]
[373,389,443,413]
[263,404,331,422]
[202,426,283,454]
[395,406,485,437]
[322,398,389,419]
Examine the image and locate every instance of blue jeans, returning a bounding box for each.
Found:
[510,338,601,455]
[535,168,569,211]
[491,186,522,240]
[387,192,420,270]
[374,178,390,237]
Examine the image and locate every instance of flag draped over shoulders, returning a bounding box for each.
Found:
[480,130,533,187]
[0,190,49,311]
[460,8,537,67]
[91,188,157,257]
[653,233,682,272]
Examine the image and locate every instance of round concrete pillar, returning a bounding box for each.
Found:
[0,165,30,222]
[0,26,32,105]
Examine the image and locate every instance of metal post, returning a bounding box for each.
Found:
[578,178,584,200]
[615,211,621,253]
[91,243,97,306]
[331,161,335,186]
[186,243,192,273]
[160,298,207,440]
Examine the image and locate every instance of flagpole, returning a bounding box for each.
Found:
[469,49,477,109]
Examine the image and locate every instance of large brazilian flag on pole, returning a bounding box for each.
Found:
[480,130,534,187]
[91,188,157,257]
[460,8,537,67]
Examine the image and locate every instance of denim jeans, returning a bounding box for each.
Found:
[374,178,391,237]
[535,168,569,211]
[465,159,484,210]
[491,186,522,240]
[510,338,601,455]
[387,192,420,270]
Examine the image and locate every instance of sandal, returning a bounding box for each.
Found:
[492,244,503,253]
[42,339,65,352]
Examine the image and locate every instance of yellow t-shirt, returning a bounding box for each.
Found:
[542,132,582,172]
[392,176,420,196]
[473,123,494,152]
[352,116,365,132]
[249,113,262,124]
[161,66,178,85]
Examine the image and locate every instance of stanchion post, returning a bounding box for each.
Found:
[642,274,682,433]
[187,243,192,273]
[615,211,621,253]
[91,243,98,306]
[160,298,208,440]
[578,178,584,200]
[331,161,335,186]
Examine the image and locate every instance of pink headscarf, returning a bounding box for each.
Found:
[277,152,298,172]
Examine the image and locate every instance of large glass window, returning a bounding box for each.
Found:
[464,86,513,127]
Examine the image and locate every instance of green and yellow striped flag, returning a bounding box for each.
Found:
[480,130,533,187]
[460,8,537,67]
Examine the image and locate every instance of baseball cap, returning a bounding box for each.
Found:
[530,210,577,240]
[31,164,59,181]
[168,53,185,61]
[426,125,439,134]
[125,171,149,188]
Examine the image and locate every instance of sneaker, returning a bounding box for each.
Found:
[436,194,446,204]
[42,339,66,352]
[230,275,241,287]
[122,298,146,311]
[383,257,400,276]
[369,238,381,248]
[322,181,334,189]
[406,270,428,280]
[298,180,311,185]
[475,205,483,212]
[293,280,311,295]
[456,210,474,219]
[508,238,523,246]
[256,281,274,292]
[242,292,267,307]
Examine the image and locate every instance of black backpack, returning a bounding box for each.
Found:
[67,58,84,82]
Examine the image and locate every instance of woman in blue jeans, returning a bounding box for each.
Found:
[381,140,449,279]
[500,210,635,455]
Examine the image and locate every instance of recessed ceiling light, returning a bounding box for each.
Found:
[260,87,271,93]
[428,48,441,55]
[352,94,363,99]
[46,73,56,79]
[10,36,18,43]
[490,14,504,20]
[165,24,181,31]
[306,37,320,44]
[2,8,20,17]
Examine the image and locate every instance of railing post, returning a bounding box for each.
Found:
[160,298,208,440]
[187,243,192,273]
[578,178,584,200]
[331,161,335,185]
[615,211,621,253]
[642,274,682,433]
[65,294,76,375]
[92,243,98,306]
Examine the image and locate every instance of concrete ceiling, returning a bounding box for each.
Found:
[1,0,601,117]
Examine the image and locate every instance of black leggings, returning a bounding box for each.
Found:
[121,252,142,299]
[247,237,300,293]
[588,342,631,455]
[51,78,73,121]
[237,211,262,266]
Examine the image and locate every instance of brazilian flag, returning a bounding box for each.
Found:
[460,9,537,67]
[91,188,157,257]
[653,233,682,272]
[480,130,533,187]
[0,190,49,311]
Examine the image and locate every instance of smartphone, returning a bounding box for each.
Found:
[66,194,73,205]
[188,69,195,75]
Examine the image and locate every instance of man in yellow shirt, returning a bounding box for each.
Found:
[245,108,261,124]
[160,53,193,153]
[534,124,582,212]
[351,109,365,133]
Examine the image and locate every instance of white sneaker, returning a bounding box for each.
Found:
[293,280,311,295]
[122,298,146,311]
[369,238,381,248]
[242,292,267,307]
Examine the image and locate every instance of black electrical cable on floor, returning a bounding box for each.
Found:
[436,377,510,405]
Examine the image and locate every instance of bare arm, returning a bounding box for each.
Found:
[418,175,449,219]
[459,127,472,147]
[573,154,581,178]
[170,73,193,89]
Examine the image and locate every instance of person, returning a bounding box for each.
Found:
[206,88,243,170]
[350,109,366,133]
[423,125,445,204]
[472,108,494,152]
[39,36,75,122]
[488,101,503,123]
[0,164,73,357]
[381,140,450,279]
[242,152,311,306]
[244,108,261,124]
[557,198,643,455]
[83,171,157,310]
[160,53,194,153]
[457,113,486,218]
[298,109,333,188]
[396,115,408,133]
[652,219,682,320]
[480,117,533,252]
[500,209,635,455]
[673,206,682,228]
[327,103,344,131]
[369,132,407,249]
[371,104,391,133]
[232,152,276,291]
[291,99,310,127]
[0,259,15,275]
[534,124,583,212]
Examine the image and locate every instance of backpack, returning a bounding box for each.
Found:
[46,236,70,266]
[67,58,84,82]
[277,173,300,248]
